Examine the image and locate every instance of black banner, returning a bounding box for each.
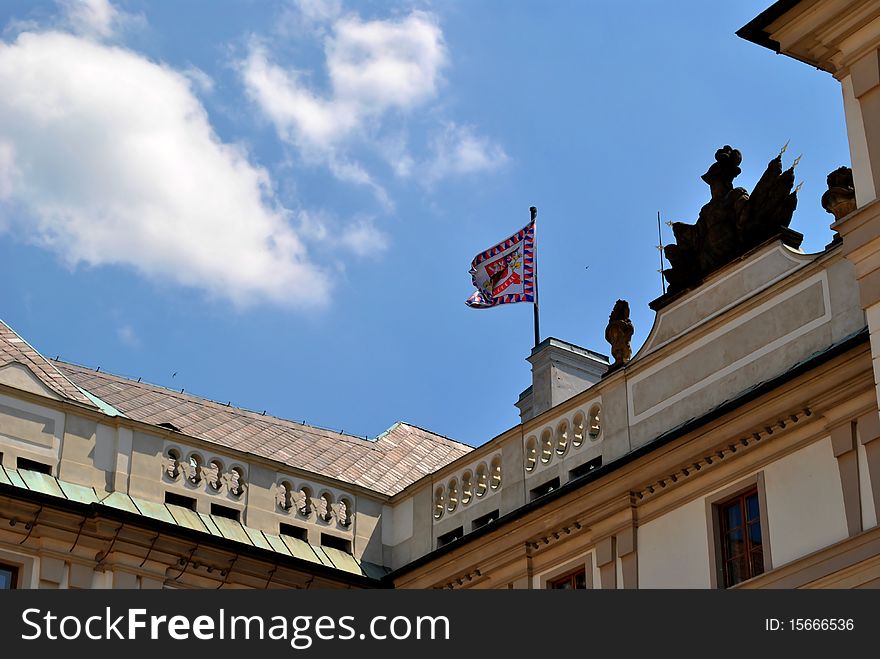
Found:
[0,589,870,655]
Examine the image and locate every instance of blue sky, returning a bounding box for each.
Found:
[0,0,851,446]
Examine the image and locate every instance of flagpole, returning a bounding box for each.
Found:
[530,205,540,349]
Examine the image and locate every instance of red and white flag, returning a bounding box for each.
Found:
[466,220,535,308]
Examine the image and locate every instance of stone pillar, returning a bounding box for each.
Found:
[848,50,880,205]
[857,410,880,526]
[833,200,880,409]
[836,49,880,411]
[112,426,133,492]
[829,421,861,537]
[616,527,638,589]
[595,536,616,589]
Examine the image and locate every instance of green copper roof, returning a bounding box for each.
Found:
[0,465,389,581]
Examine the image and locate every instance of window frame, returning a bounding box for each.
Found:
[537,552,595,590]
[547,567,588,590]
[706,473,772,589]
[718,489,764,587]
[0,562,19,590]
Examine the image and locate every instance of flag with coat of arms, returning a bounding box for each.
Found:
[466,216,536,308]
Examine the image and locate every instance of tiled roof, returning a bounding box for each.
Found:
[0,319,96,408]
[58,361,472,496]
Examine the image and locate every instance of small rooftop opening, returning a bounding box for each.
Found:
[165,491,196,511]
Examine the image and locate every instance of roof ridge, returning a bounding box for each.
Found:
[390,421,474,450]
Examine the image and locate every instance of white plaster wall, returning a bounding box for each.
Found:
[638,497,711,588]
[842,74,876,206]
[763,437,848,567]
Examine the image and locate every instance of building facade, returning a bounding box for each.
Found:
[2,0,880,589]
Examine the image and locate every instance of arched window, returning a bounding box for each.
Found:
[229,467,245,497]
[475,464,489,498]
[337,497,354,527]
[525,437,538,471]
[447,479,459,513]
[540,429,553,464]
[588,405,602,439]
[434,487,445,519]
[208,459,224,491]
[187,453,203,485]
[556,421,570,456]
[319,492,334,522]
[572,412,586,448]
[298,486,313,516]
[461,471,473,505]
[490,457,502,490]
[164,448,180,479]
[277,481,293,511]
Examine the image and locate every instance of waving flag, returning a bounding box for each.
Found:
[466,219,536,308]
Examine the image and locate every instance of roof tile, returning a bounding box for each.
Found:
[58,362,472,495]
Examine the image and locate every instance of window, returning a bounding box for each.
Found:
[437,526,463,548]
[446,479,459,513]
[165,491,197,510]
[280,524,308,541]
[433,487,445,519]
[530,477,559,501]
[210,503,240,521]
[472,510,499,531]
[460,473,473,505]
[475,465,488,497]
[16,458,52,475]
[548,568,586,590]
[718,488,765,587]
[0,563,18,589]
[321,534,352,554]
[569,456,602,480]
[588,405,601,439]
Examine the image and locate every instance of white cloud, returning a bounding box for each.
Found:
[423,123,508,183]
[181,65,215,94]
[58,0,131,39]
[116,323,141,347]
[293,0,342,25]
[242,7,507,191]
[243,10,446,151]
[339,218,388,258]
[328,12,446,114]
[0,30,330,308]
[242,10,446,154]
[0,141,19,199]
[242,45,360,150]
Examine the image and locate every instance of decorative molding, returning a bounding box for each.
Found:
[439,568,483,589]
[525,519,588,552]
[634,407,813,500]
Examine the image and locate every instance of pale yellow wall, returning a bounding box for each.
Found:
[638,497,711,588]
[0,393,64,472]
[0,363,60,400]
[637,437,851,588]
[763,437,849,567]
[0,389,387,564]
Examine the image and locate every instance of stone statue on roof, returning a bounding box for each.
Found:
[605,299,634,369]
[661,145,802,298]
